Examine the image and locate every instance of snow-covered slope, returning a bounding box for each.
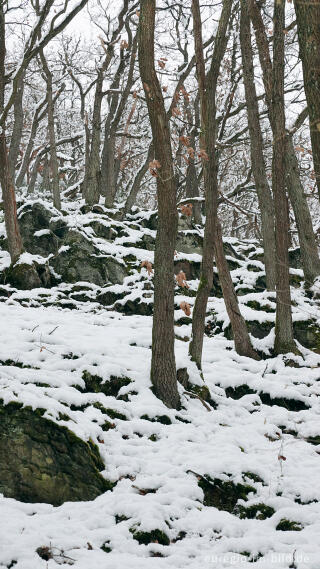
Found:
[0,198,320,569]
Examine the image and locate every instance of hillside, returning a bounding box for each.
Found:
[0,199,319,568]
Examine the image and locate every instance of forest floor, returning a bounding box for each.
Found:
[0,198,320,568]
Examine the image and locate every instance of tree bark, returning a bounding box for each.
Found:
[189,0,258,367]
[285,135,320,285]
[40,52,61,210]
[139,0,179,409]
[0,133,23,262]
[84,70,103,206]
[240,0,276,291]
[0,4,23,263]
[272,0,296,354]
[8,73,24,183]
[294,0,320,199]
[248,0,320,286]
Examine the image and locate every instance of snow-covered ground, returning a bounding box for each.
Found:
[1,198,320,568]
[0,296,320,569]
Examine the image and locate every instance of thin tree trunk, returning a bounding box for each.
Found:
[272,0,296,354]
[189,0,258,367]
[0,4,23,263]
[8,73,24,183]
[240,0,276,291]
[122,143,153,217]
[294,0,320,200]
[84,71,103,206]
[0,133,23,262]
[40,52,61,210]
[139,0,179,409]
[285,136,320,285]
[248,0,320,286]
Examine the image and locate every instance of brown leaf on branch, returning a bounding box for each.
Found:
[179,203,193,217]
[120,39,129,49]
[179,135,190,147]
[141,260,153,276]
[180,301,191,316]
[176,271,189,288]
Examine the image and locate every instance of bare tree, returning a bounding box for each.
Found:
[239,0,276,291]
[139,0,180,409]
[189,0,258,368]
[294,0,320,200]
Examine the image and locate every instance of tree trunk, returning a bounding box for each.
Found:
[294,0,320,199]
[189,0,257,367]
[8,73,24,183]
[0,133,23,262]
[40,52,61,210]
[248,0,320,286]
[139,0,179,409]
[240,0,276,291]
[272,0,296,354]
[0,5,23,263]
[84,71,103,206]
[285,136,320,286]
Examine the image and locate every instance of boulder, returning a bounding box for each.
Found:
[0,402,110,506]
[18,203,59,256]
[50,230,127,286]
[5,262,42,290]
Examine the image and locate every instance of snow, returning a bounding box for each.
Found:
[0,294,320,568]
[1,199,320,568]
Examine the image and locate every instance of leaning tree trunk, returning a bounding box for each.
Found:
[139,0,179,409]
[272,0,296,354]
[189,0,258,367]
[285,135,320,286]
[248,0,320,287]
[240,0,276,291]
[294,0,320,200]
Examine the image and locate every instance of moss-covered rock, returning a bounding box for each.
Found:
[130,528,170,546]
[198,474,256,512]
[276,519,303,531]
[235,503,275,520]
[0,402,110,505]
[5,262,42,290]
[80,371,131,397]
[50,230,127,286]
[293,320,320,353]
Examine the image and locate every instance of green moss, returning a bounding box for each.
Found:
[130,528,170,546]
[80,371,131,397]
[246,300,275,313]
[0,403,111,505]
[115,514,129,524]
[140,414,172,425]
[198,475,256,512]
[0,359,39,369]
[236,503,275,520]
[276,519,303,531]
[101,542,112,553]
